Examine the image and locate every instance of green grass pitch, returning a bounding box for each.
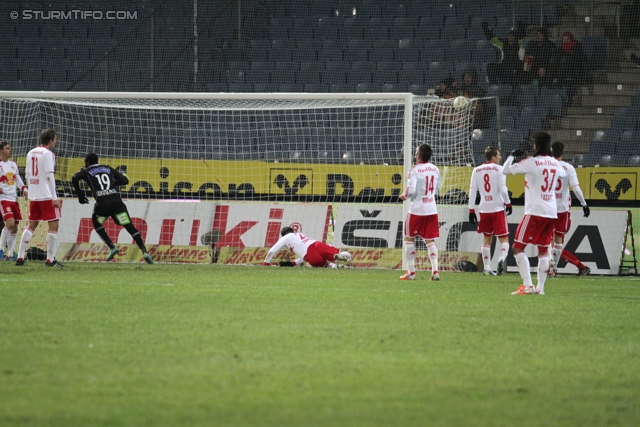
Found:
[1,263,639,427]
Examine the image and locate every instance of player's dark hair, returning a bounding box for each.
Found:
[484,146,499,161]
[40,128,56,146]
[531,130,552,156]
[417,144,432,162]
[85,153,99,166]
[551,141,564,159]
[280,226,294,237]
[0,141,9,150]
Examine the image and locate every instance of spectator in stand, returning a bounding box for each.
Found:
[558,31,587,86]
[434,77,458,99]
[523,27,559,88]
[458,69,486,98]
[458,69,488,128]
[483,22,527,86]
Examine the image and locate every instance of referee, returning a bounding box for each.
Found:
[72,153,153,264]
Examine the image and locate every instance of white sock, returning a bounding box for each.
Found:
[481,244,491,271]
[7,233,17,256]
[499,241,509,262]
[404,241,416,273]
[515,252,533,287]
[537,257,550,293]
[0,227,8,253]
[17,228,33,260]
[427,242,438,274]
[46,232,58,263]
[552,243,563,266]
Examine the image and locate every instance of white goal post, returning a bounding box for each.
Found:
[0,91,479,266]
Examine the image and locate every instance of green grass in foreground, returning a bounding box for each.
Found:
[0,263,639,427]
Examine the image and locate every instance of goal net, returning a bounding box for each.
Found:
[0,91,479,265]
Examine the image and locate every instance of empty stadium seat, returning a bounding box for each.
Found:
[368,48,393,62]
[473,40,501,64]
[407,84,426,95]
[242,47,269,62]
[447,39,474,62]
[346,70,372,84]
[610,107,638,131]
[581,36,607,70]
[355,82,370,92]
[628,155,640,166]
[499,128,527,154]
[486,84,512,102]
[471,128,498,155]
[305,83,329,92]
[344,48,368,62]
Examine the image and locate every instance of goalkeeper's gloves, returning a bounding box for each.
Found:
[583,205,590,218]
[78,196,89,204]
[505,204,513,216]
[510,149,524,159]
[468,210,477,225]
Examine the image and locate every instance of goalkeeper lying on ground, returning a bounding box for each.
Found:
[263,226,352,268]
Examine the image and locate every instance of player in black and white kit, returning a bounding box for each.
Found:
[72,153,153,264]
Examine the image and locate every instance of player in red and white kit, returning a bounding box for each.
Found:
[399,144,440,281]
[468,146,512,276]
[16,128,63,267]
[0,141,28,260]
[549,141,590,276]
[263,226,352,268]
[502,131,565,295]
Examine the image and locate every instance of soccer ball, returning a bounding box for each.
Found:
[453,96,470,112]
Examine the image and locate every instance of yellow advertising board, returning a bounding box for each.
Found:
[587,171,638,201]
[505,167,640,201]
[218,247,478,271]
[58,243,211,263]
[44,158,640,201]
[55,158,473,198]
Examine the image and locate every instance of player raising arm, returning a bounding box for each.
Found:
[0,141,28,260]
[72,153,153,264]
[468,146,512,275]
[263,226,352,268]
[549,141,590,276]
[399,144,440,281]
[502,131,565,295]
[16,129,62,267]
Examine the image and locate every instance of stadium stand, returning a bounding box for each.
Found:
[3,0,639,169]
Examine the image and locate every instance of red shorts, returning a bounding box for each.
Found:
[477,210,509,236]
[404,213,440,240]
[0,200,22,221]
[514,215,555,248]
[304,241,340,268]
[554,211,571,236]
[28,200,61,222]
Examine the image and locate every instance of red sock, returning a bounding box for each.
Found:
[561,250,586,269]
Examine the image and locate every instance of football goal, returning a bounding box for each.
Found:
[0,91,480,265]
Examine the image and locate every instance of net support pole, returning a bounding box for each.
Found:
[402,93,414,270]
